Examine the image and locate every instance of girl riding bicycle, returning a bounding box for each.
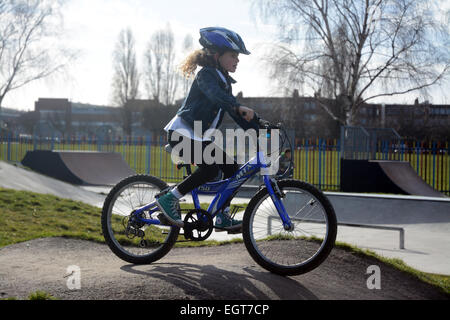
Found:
[156,27,258,231]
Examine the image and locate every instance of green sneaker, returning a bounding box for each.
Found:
[214,207,242,233]
[156,192,183,227]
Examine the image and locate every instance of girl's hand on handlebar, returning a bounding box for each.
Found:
[238,106,254,122]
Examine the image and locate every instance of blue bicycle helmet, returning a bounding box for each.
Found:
[199,27,251,55]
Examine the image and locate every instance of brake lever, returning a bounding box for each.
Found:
[258,118,270,128]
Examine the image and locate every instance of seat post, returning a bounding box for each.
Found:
[166,143,193,176]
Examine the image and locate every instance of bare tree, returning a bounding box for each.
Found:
[254,0,450,126]
[143,24,180,105]
[180,33,194,97]
[0,0,74,120]
[17,111,40,135]
[111,27,140,135]
[46,110,71,137]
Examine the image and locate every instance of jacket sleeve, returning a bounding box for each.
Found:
[196,68,259,130]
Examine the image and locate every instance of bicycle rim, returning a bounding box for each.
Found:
[246,183,335,273]
[104,178,178,262]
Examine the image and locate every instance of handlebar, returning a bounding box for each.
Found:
[249,113,281,131]
[249,114,294,179]
[238,109,294,178]
[241,110,280,130]
[257,118,281,130]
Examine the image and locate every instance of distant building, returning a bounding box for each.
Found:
[228,90,338,138]
[354,101,450,138]
[21,95,450,139]
[33,98,159,137]
[70,102,120,136]
[34,98,72,136]
[0,107,24,133]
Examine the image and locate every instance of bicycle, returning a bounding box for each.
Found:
[101,118,337,276]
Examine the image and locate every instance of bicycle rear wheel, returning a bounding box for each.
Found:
[243,179,337,276]
[101,175,180,264]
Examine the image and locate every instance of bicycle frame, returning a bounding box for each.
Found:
[132,144,293,230]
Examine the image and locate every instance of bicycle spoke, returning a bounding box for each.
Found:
[246,184,333,271]
[102,176,179,262]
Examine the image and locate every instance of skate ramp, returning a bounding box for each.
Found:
[341,160,446,198]
[0,161,105,208]
[375,160,445,198]
[22,150,135,186]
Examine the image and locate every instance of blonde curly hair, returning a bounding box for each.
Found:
[179,49,218,78]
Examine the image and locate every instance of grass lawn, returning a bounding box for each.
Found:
[0,187,246,248]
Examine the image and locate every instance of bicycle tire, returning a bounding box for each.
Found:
[101,174,180,264]
[243,179,337,276]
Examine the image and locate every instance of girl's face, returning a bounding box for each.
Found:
[217,51,240,73]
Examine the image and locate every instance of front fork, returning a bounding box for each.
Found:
[263,175,293,231]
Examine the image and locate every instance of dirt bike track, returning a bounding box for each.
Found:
[0,237,447,300]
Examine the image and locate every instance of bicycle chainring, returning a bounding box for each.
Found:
[183,209,213,241]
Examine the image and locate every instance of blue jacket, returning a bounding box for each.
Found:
[176,66,257,134]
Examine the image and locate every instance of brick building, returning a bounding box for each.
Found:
[33,98,160,137]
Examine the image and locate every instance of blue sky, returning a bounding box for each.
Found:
[3,0,449,111]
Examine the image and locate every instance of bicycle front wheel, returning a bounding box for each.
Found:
[243,179,337,276]
[101,175,180,264]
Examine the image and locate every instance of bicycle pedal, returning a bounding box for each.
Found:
[227,229,243,235]
[214,226,242,234]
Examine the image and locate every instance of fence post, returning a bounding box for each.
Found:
[146,135,151,175]
[432,141,436,188]
[133,136,137,172]
[318,138,322,189]
[98,135,103,152]
[336,138,341,190]
[51,134,55,151]
[33,134,37,151]
[448,142,450,196]
[159,136,163,179]
[400,139,404,161]
[305,139,309,183]
[415,140,420,175]
[7,132,11,162]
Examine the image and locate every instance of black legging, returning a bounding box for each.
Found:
[168,130,239,195]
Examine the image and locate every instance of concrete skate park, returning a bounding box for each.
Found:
[0,150,449,277]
